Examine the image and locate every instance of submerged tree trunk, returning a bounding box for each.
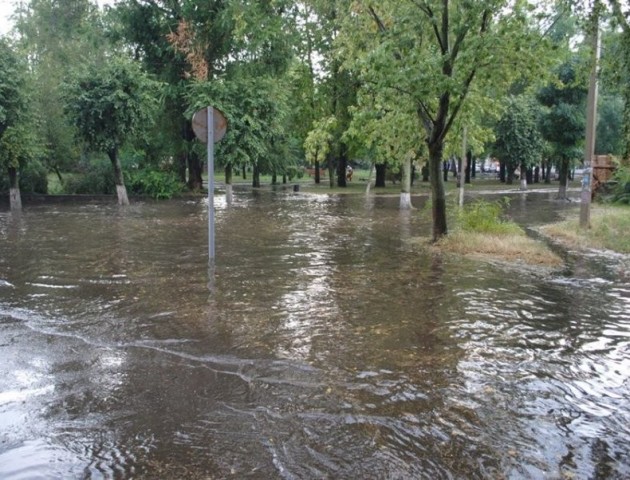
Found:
[187,150,203,191]
[8,167,22,211]
[375,163,386,188]
[400,156,413,210]
[520,162,528,191]
[428,141,447,241]
[225,164,233,205]
[337,146,348,188]
[108,148,129,206]
[557,157,570,199]
[545,161,552,184]
[252,164,261,188]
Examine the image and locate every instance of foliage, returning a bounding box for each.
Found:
[63,56,161,157]
[606,161,630,204]
[188,74,298,177]
[126,169,184,199]
[62,158,116,194]
[538,58,587,169]
[596,95,624,155]
[456,199,522,235]
[337,0,558,238]
[493,95,544,173]
[0,39,26,138]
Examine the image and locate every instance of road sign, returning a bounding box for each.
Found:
[192,107,227,143]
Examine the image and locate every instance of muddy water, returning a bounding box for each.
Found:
[0,190,629,479]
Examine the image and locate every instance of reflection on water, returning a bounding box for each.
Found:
[0,191,628,479]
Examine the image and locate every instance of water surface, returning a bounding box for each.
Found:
[0,190,628,479]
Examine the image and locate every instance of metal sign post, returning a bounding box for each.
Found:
[207,107,215,262]
[192,106,228,267]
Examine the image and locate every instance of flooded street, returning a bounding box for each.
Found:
[0,190,629,479]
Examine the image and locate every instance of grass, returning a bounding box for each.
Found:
[539,205,630,254]
[430,231,564,267]
[410,198,565,268]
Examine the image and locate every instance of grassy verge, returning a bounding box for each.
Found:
[412,199,564,267]
[539,205,630,254]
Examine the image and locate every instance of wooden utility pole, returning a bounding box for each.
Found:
[580,1,601,229]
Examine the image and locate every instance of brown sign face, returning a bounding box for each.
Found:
[192,107,227,143]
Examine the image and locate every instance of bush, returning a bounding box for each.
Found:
[457,199,522,235]
[0,159,48,194]
[607,163,630,205]
[62,159,116,194]
[126,169,184,199]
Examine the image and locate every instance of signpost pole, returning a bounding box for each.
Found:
[207,106,215,263]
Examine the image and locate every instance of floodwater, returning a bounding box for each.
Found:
[0,189,629,479]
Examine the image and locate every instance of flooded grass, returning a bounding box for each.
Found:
[412,230,564,267]
[539,205,630,254]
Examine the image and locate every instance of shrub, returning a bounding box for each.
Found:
[607,163,630,205]
[126,169,184,199]
[457,199,522,235]
[62,159,116,194]
[0,159,48,194]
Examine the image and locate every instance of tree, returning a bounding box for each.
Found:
[339,0,554,240]
[0,39,28,211]
[15,0,105,185]
[606,0,630,162]
[63,57,160,205]
[538,59,587,199]
[493,95,544,190]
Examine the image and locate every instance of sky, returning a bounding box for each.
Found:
[0,0,15,35]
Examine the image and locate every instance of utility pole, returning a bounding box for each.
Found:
[459,127,467,207]
[580,0,601,229]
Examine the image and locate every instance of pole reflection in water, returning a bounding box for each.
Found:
[0,191,628,479]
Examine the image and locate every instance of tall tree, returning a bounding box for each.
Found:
[538,59,587,199]
[493,95,544,190]
[339,0,554,240]
[63,57,160,205]
[607,0,630,162]
[0,39,28,211]
[15,0,106,184]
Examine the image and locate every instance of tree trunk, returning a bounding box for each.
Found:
[520,162,528,191]
[400,156,413,210]
[187,150,203,191]
[8,167,22,211]
[545,162,552,184]
[375,163,386,188]
[471,155,476,179]
[108,149,129,205]
[465,151,472,184]
[282,174,287,184]
[315,160,321,184]
[534,166,540,183]
[557,157,570,199]
[225,164,233,205]
[242,165,247,179]
[428,141,447,241]
[443,161,449,182]
[499,162,507,183]
[422,161,429,182]
[337,146,347,187]
[271,172,277,185]
[177,152,187,184]
[252,164,261,188]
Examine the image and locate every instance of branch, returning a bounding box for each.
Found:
[417,101,435,134]
[368,5,387,33]
[442,68,476,140]
[609,0,630,32]
[410,0,446,54]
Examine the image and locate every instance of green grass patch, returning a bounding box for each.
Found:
[540,205,630,253]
